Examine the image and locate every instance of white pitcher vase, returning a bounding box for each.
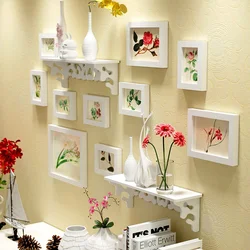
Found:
[82,11,98,61]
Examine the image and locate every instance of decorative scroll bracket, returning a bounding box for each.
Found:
[44,60,119,95]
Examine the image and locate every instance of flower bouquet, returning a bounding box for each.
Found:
[142,124,186,194]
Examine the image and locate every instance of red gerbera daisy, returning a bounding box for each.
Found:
[173,132,186,147]
[142,135,150,148]
[154,124,175,138]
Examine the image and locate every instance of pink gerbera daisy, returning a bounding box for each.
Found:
[154,124,175,137]
[142,135,150,148]
[173,132,186,147]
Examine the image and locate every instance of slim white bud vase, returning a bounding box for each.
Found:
[124,137,138,182]
[82,11,98,61]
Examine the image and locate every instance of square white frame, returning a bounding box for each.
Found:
[30,70,47,106]
[177,41,207,91]
[39,33,57,59]
[119,82,149,118]
[94,144,122,176]
[126,21,168,68]
[53,89,76,120]
[83,95,109,128]
[48,124,87,188]
[188,108,239,166]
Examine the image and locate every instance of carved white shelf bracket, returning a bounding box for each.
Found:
[105,174,202,232]
[43,58,119,95]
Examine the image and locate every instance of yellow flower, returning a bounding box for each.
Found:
[97,0,112,9]
[111,1,127,17]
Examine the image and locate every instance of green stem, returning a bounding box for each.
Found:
[148,142,163,175]
[163,137,166,171]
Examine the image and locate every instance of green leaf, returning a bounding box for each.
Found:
[108,167,114,172]
[1,180,7,185]
[184,67,189,72]
[150,51,157,57]
[131,106,135,110]
[190,69,196,74]
[130,89,134,95]
[93,225,102,229]
[94,220,103,226]
[101,157,105,161]
[133,31,138,43]
[192,61,196,68]
[129,96,133,102]
[106,222,114,228]
[136,100,141,106]
[0,187,3,190]
[133,43,140,52]
[187,61,191,64]
[139,39,144,46]
[103,217,109,226]
[193,73,198,81]
[108,153,111,163]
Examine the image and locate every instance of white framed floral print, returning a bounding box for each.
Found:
[94,144,122,176]
[177,41,207,91]
[48,124,87,187]
[126,21,168,68]
[119,82,149,118]
[39,33,57,59]
[83,95,109,128]
[53,89,76,120]
[30,70,47,106]
[188,108,239,166]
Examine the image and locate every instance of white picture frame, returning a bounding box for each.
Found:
[53,89,76,120]
[188,108,239,166]
[94,144,122,176]
[126,21,168,68]
[39,33,57,59]
[119,82,149,118]
[48,124,87,188]
[177,41,207,91]
[83,94,109,128]
[30,70,47,106]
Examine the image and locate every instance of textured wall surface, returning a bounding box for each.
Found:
[1,0,250,249]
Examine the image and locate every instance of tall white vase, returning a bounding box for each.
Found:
[124,137,138,182]
[82,12,98,61]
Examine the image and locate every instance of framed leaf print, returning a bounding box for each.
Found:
[119,82,149,118]
[39,33,57,59]
[188,109,239,166]
[94,144,122,176]
[48,124,87,187]
[126,21,168,68]
[177,41,207,91]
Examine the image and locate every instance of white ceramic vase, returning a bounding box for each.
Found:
[59,225,89,250]
[124,137,138,182]
[82,12,98,61]
[84,228,118,250]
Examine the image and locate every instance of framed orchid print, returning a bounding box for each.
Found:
[83,95,109,128]
[188,109,239,166]
[53,89,76,120]
[39,33,57,59]
[30,70,47,106]
[126,21,168,68]
[48,124,87,187]
[119,82,149,118]
[177,41,207,91]
[94,144,122,176]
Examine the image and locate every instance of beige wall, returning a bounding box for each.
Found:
[1,0,250,249]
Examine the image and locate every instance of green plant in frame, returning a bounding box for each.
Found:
[100,151,114,173]
[127,89,141,110]
[59,99,69,112]
[45,38,54,51]
[184,49,198,82]
[33,75,41,98]
[91,102,101,120]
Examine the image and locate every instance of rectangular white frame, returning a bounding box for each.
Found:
[159,238,202,250]
[177,41,207,91]
[83,95,109,128]
[127,21,168,68]
[94,144,122,176]
[30,70,47,106]
[48,124,87,188]
[119,82,149,118]
[188,108,239,166]
[39,33,57,59]
[53,89,76,120]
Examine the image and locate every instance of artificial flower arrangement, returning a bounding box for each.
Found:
[142,124,186,191]
[83,188,119,229]
[88,0,127,17]
[0,138,23,190]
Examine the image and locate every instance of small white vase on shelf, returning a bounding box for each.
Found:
[59,225,89,250]
[124,137,137,182]
[82,11,98,61]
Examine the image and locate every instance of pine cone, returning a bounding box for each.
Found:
[18,235,42,250]
[46,235,62,250]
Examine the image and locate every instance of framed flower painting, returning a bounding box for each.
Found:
[53,89,76,120]
[83,95,109,128]
[94,144,122,176]
[30,70,47,106]
[126,21,169,68]
[48,125,87,187]
[39,33,57,59]
[188,109,239,166]
[119,82,149,118]
[177,41,207,91]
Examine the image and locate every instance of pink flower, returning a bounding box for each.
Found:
[154,124,175,138]
[89,206,95,215]
[187,52,194,61]
[56,23,63,40]
[142,135,150,148]
[215,129,222,140]
[108,192,112,197]
[153,37,159,48]
[173,132,186,147]
[95,202,99,207]
[103,196,108,201]
[88,198,97,204]
[143,32,153,45]
[101,200,109,208]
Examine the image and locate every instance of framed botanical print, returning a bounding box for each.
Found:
[94,144,122,176]
[48,124,87,187]
[39,33,57,59]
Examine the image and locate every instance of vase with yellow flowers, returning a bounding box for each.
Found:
[82,0,127,61]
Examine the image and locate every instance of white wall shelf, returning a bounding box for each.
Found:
[43,57,119,95]
[105,174,202,232]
